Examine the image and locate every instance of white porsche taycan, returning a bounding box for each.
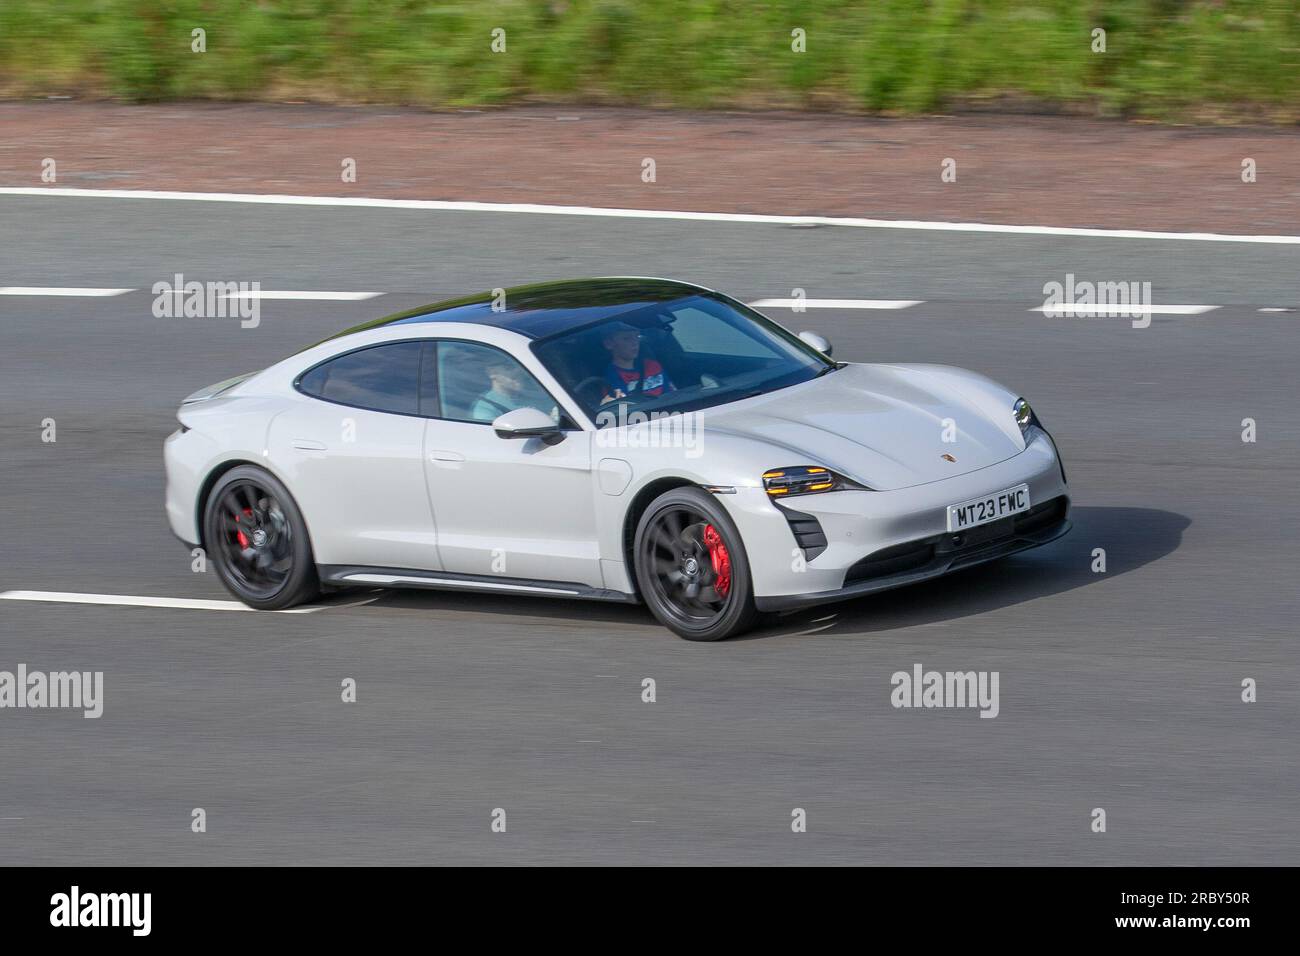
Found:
[164,277,1070,640]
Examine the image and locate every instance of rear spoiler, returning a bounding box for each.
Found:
[180,372,256,405]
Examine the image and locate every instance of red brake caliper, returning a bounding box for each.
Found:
[702,524,732,598]
[234,507,253,548]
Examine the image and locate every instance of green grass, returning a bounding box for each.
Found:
[1,1,1298,122]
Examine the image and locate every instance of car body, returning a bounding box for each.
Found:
[164,277,1070,639]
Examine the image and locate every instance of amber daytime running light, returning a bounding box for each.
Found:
[762,465,852,497]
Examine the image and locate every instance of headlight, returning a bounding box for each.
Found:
[762,465,851,497]
[1013,397,1038,437]
[1015,397,1066,483]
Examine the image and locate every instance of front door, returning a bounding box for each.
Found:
[421,340,600,587]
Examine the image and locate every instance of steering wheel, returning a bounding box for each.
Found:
[572,376,611,409]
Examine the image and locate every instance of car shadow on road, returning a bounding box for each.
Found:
[753,506,1190,640]
[346,584,655,629]
[320,505,1188,641]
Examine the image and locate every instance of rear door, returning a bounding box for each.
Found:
[266,340,441,570]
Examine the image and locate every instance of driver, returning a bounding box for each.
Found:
[599,321,674,404]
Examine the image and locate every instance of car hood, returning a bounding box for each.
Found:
[702,363,1026,491]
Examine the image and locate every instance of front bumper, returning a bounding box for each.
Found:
[724,428,1071,608]
[754,498,1069,611]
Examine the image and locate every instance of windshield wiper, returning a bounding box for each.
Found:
[814,362,846,378]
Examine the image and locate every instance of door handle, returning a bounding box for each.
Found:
[291,439,328,451]
[429,450,465,462]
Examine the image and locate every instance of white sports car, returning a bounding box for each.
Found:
[164,278,1069,640]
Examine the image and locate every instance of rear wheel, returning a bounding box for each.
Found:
[633,486,759,641]
[203,465,319,610]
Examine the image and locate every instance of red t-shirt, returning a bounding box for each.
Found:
[604,359,671,398]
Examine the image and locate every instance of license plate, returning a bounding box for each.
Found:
[946,484,1030,532]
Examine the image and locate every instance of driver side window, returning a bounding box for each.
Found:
[435,341,558,424]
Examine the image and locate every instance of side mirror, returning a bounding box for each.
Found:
[492,407,563,444]
[797,330,833,357]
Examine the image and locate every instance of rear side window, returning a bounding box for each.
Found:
[297,342,423,415]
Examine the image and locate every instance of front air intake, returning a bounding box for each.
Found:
[777,505,828,561]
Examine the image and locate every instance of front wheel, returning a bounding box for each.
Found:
[633,486,760,641]
[203,465,319,610]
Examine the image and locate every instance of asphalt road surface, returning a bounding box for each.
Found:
[2,195,1298,864]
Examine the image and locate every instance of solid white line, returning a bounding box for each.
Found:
[3,187,1299,244]
[1029,304,1219,316]
[219,290,381,301]
[0,286,131,297]
[0,590,321,613]
[749,298,921,310]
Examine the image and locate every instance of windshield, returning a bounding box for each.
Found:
[531,293,833,426]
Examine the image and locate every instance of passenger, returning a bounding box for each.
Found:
[473,358,548,421]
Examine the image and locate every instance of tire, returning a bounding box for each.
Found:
[632,486,760,641]
[202,464,319,610]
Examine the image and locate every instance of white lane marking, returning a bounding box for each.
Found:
[748,298,922,310]
[0,286,131,297]
[0,590,322,613]
[0,283,1251,315]
[315,594,383,609]
[1,288,380,301]
[1258,307,1296,313]
[4,187,1299,244]
[219,290,380,301]
[1029,304,1219,316]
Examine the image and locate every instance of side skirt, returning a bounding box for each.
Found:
[317,565,640,604]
